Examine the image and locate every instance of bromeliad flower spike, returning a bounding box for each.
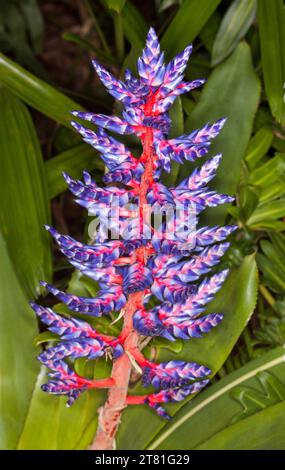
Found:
[30,28,237,449]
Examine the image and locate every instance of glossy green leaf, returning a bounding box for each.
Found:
[247,199,285,227]
[46,144,104,199]
[105,0,126,13]
[0,53,83,127]
[245,126,273,170]
[257,0,285,125]
[249,153,285,187]
[270,232,285,258]
[122,2,148,50]
[147,346,285,450]
[230,371,285,423]
[0,88,51,297]
[0,232,40,449]
[19,0,44,54]
[183,42,261,225]
[16,275,111,450]
[198,401,285,449]
[212,0,256,66]
[259,180,285,204]
[199,11,221,52]
[161,0,221,57]
[16,363,108,450]
[117,254,258,450]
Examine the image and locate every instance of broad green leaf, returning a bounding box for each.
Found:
[270,232,285,258]
[249,220,285,232]
[259,180,285,204]
[245,126,273,170]
[199,11,221,52]
[46,144,104,199]
[249,153,285,187]
[257,240,285,293]
[161,0,221,57]
[247,199,285,227]
[212,0,256,66]
[0,53,83,127]
[238,184,260,221]
[117,254,258,450]
[105,0,126,13]
[257,237,285,293]
[16,362,109,450]
[0,233,40,449]
[16,275,112,450]
[147,346,285,450]
[257,0,285,125]
[183,42,261,225]
[19,0,44,54]
[122,2,148,50]
[197,401,285,449]
[0,88,51,297]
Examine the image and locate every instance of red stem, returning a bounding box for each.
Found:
[90,99,156,450]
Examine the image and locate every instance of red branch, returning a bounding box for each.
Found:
[90,99,156,450]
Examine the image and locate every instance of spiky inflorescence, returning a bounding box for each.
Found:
[31,28,236,448]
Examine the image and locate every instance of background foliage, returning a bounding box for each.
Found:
[1,0,285,450]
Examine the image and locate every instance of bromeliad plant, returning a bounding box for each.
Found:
[30,28,236,449]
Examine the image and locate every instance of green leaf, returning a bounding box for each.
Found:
[244,126,273,170]
[0,88,51,297]
[19,0,44,54]
[147,346,285,450]
[257,0,285,125]
[183,42,261,225]
[249,153,285,187]
[0,232,40,449]
[212,0,256,66]
[117,254,258,450]
[16,274,112,450]
[247,199,285,227]
[199,11,221,52]
[198,401,285,449]
[105,0,126,13]
[0,53,83,127]
[122,2,148,50]
[230,370,285,423]
[270,232,285,258]
[161,0,221,57]
[16,362,109,450]
[46,144,104,199]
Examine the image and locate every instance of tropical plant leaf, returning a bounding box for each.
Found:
[212,0,256,66]
[105,0,126,13]
[122,2,148,50]
[0,53,83,127]
[257,0,285,125]
[46,144,104,199]
[116,254,258,450]
[230,370,285,423]
[147,346,285,450]
[247,199,285,228]
[248,153,285,188]
[183,42,261,225]
[0,88,51,297]
[244,126,273,170]
[161,0,221,57]
[16,274,112,450]
[0,232,40,449]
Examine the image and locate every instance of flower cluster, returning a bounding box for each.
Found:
[31,28,236,420]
